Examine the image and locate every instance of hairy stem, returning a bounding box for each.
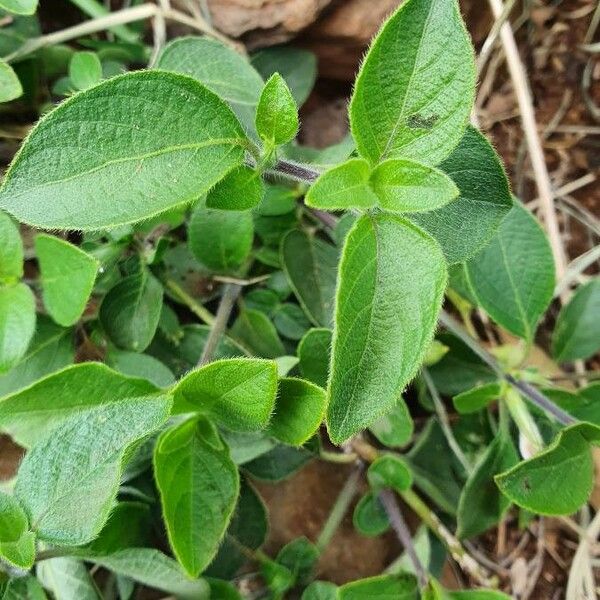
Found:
[379,489,428,588]
[198,283,241,366]
[439,310,576,426]
[272,159,320,184]
[316,466,362,554]
[164,279,215,326]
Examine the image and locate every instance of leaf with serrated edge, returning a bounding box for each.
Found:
[349,0,475,166]
[0,71,246,230]
[15,394,171,545]
[0,362,159,447]
[154,416,239,577]
[173,358,278,431]
[327,213,447,444]
[35,234,98,327]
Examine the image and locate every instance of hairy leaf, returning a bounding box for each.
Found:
[369,397,414,448]
[0,60,22,103]
[0,211,23,282]
[35,234,98,327]
[38,558,100,600]
[465,203,555,340]
[0,71,246,229]
[0,362,158,447]
[173,358,278,431]
[231,308,286,358]
[69,51,102,91]
[100,269,163,352]
[411,127,513,263]
[349,0,475,166]
[268,378,327,445]
[453,382,502,415]
[552,278,600,362]
[15,395,171,544]
[255,73,298,146]
[106,349,175,388]
[496,423,600,515]
[327,213,447,444]
[282,230,338,327]
[0,283,35,373]
[338,574,419,600]
[206,165,264,211]
[297,328,331,388]
[0,493,35,569]
[154,417,239,577]
[367,455,413,492]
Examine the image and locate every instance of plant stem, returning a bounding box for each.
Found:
[164,279,215,326]
[379,489,428,588]
[272,159,320,184]
[422,369,472,474]
[198,283,241,366]
[400,489,494,587]
[316,466,362,554]
[439,310,576,426]
[67,0,138,42]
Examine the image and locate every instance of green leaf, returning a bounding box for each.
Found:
[0,493,35,569]
[0,211,23,283]
[255,73,298,146]
[173,358,278,431]
[69,51,102,90]
[154,416,239,577]
[465,202,555,340]
[106,349,175,388]
[100,269,163,352]
[349,0,475,166]
[273,304,311,341]
[157,36,264,133]
[282,230,338,327]
[188,204,254,274]
[338,574,419,600]
[0,362,158,447]
[251,46,317,107]
[0,71,246,230]
[276,537,319,586]
[268,378,326,445]
[305,158,378,210]
[457,429,518,538]
[370,159,458,213]
[231,308,286,358]
[453,383,502,415]
[0,60,22,103]
[35,234,98,327]
[367,455,413,493]
[87,549,210,599]
[327,213,447,444]
[411,127,513,264]
[15,394,171,544]
[297,328,331,388]
[207,579,242,600]
[448,591,512,600]
[0,0,36,16]
[352,492,390,537]
[0,317,73,397]
[552,278,600,362]
[38,558,100,600]
[206,165,264,211]
[369,397,414,448]
[301,581,338,600]
[495,423,600,515]
[244,444,313,481]
[0,283,35,373]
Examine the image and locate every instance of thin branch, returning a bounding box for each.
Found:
[379,489,428,588]
[438,310,577,426]
[487,0,567,280]
[271,159,320,184]
[198,283,241,366]
[164,279,215,326]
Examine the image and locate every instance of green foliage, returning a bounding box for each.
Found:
[255,73,299,147]
[282,230,338,327]
[453,383,502,415]
[465,202,555,340]
[206,165,265,211]
[154,416,239,577]
[14,394,171,544]
[0,71,247,229]
[38,558,100,600]
[35,234,98,326]
[338,574,419,599]
[349,0,475,166]
[231,308,286,358]
[327,213,447,444]
[0,283,35,372]
[68,51,102,90]
[369,398,414,448]
[188,203,254,273]
[0,0,37,16]
[496,423,600,515]
[0,493,35,569]
[297,328,331,388]
[367,455,413,493]
[172,358,278,430]
[268,377,327,445]
[0,61,22,103]
[0,212,23,283]
[100,268,163,352]
[353,492,390,537]
[552,278,600,362]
